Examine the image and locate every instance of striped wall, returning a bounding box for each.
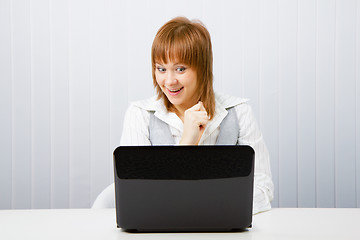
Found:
[0,0,359,209]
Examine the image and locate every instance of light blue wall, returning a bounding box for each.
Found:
[0,0,359,209]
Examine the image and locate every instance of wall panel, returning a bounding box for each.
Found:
[335,0,357,208]
[356,0,360,208]
[222,0,243,98]
[278,0,298,207]
[31,0,51,209]
[0,0,359,209]
[126,0,153,102]
[297,0,316,207]
[203,0,224,92]
[50,0,70,209]
[259,0,279,207]
[11,0,32,209]
[242,0,260,118]
[89,0,112,204]
[165,0,203,21]
[0,0,13,209]
[68,0,92,208]
[315,0,336,208]
[109,0,128,183]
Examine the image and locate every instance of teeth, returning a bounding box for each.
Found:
[169,87,183,92]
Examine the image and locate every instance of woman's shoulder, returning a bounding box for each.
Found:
[215,92,257,128]
[123,96,161,125]
[127,95,163,112]
[215,92,249,109]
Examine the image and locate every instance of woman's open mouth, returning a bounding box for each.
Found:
[167,87,184,96]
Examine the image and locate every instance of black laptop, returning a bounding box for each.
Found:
[113,145,255,232]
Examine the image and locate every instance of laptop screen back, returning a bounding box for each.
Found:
[113,145,254,232]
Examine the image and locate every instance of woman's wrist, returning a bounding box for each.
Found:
[179,135,197,145]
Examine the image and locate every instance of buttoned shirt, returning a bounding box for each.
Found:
[120,92,274,214]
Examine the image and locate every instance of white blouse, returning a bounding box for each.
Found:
[120,92,274,214]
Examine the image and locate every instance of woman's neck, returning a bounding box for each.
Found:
[170,99,199,122]
[171,105,185,122]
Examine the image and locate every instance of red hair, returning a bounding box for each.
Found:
[151,17,215,119]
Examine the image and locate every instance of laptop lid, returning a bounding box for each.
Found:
[113,145,254,232]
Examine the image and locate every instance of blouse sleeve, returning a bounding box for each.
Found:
[120,104,152,146]
[235,103,274,214]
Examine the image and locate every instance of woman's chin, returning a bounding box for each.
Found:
[164,92,183,104]
[167,98,183,106]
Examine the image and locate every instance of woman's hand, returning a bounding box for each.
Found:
[179,101,209,145]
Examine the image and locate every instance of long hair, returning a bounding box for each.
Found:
[151,17,215,119]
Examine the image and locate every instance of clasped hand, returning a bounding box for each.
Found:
[179,101,209,145]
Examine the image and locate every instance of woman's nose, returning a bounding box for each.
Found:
[165,72,177,85]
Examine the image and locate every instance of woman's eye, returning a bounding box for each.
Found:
[176,67,186,72]
[157,67,166,72]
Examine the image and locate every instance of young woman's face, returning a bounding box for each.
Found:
[155,61,198,111]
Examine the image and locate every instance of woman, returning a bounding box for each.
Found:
[95,17,273,214]
[121,16,273,214]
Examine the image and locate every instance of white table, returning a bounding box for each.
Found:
[0,208,359,240]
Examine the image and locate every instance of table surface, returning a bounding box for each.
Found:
[0,208,359,240]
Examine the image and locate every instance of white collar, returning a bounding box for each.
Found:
[132,92,248,111]
[132,96,184,131]
[131,92,249,139]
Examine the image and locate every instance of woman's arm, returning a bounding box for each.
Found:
[120,104,152,146]
[235,103,274,214]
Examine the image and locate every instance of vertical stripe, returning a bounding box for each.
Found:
[297,0,316,207]
[316,0,336,208]
[356,0,360,208]
[277,0,282,207]
[222,0,242,97]
[126,0,153,102]
[0,0,13,209]
[50,0,70,209]
[12,0,32,209]
[90,0,112,205]
[68,0,92,208]
[242,0,260,117]
[259,0,279,207]
[109,0,129,183]
[31,0,51,209]
[164,0,203,20]
[202,0,224,92]
[278,0,298,207]
[335,0,357,208]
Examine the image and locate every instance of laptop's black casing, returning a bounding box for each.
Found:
[113,145,254,232]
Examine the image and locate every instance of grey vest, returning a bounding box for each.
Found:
[149,107,239,145]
